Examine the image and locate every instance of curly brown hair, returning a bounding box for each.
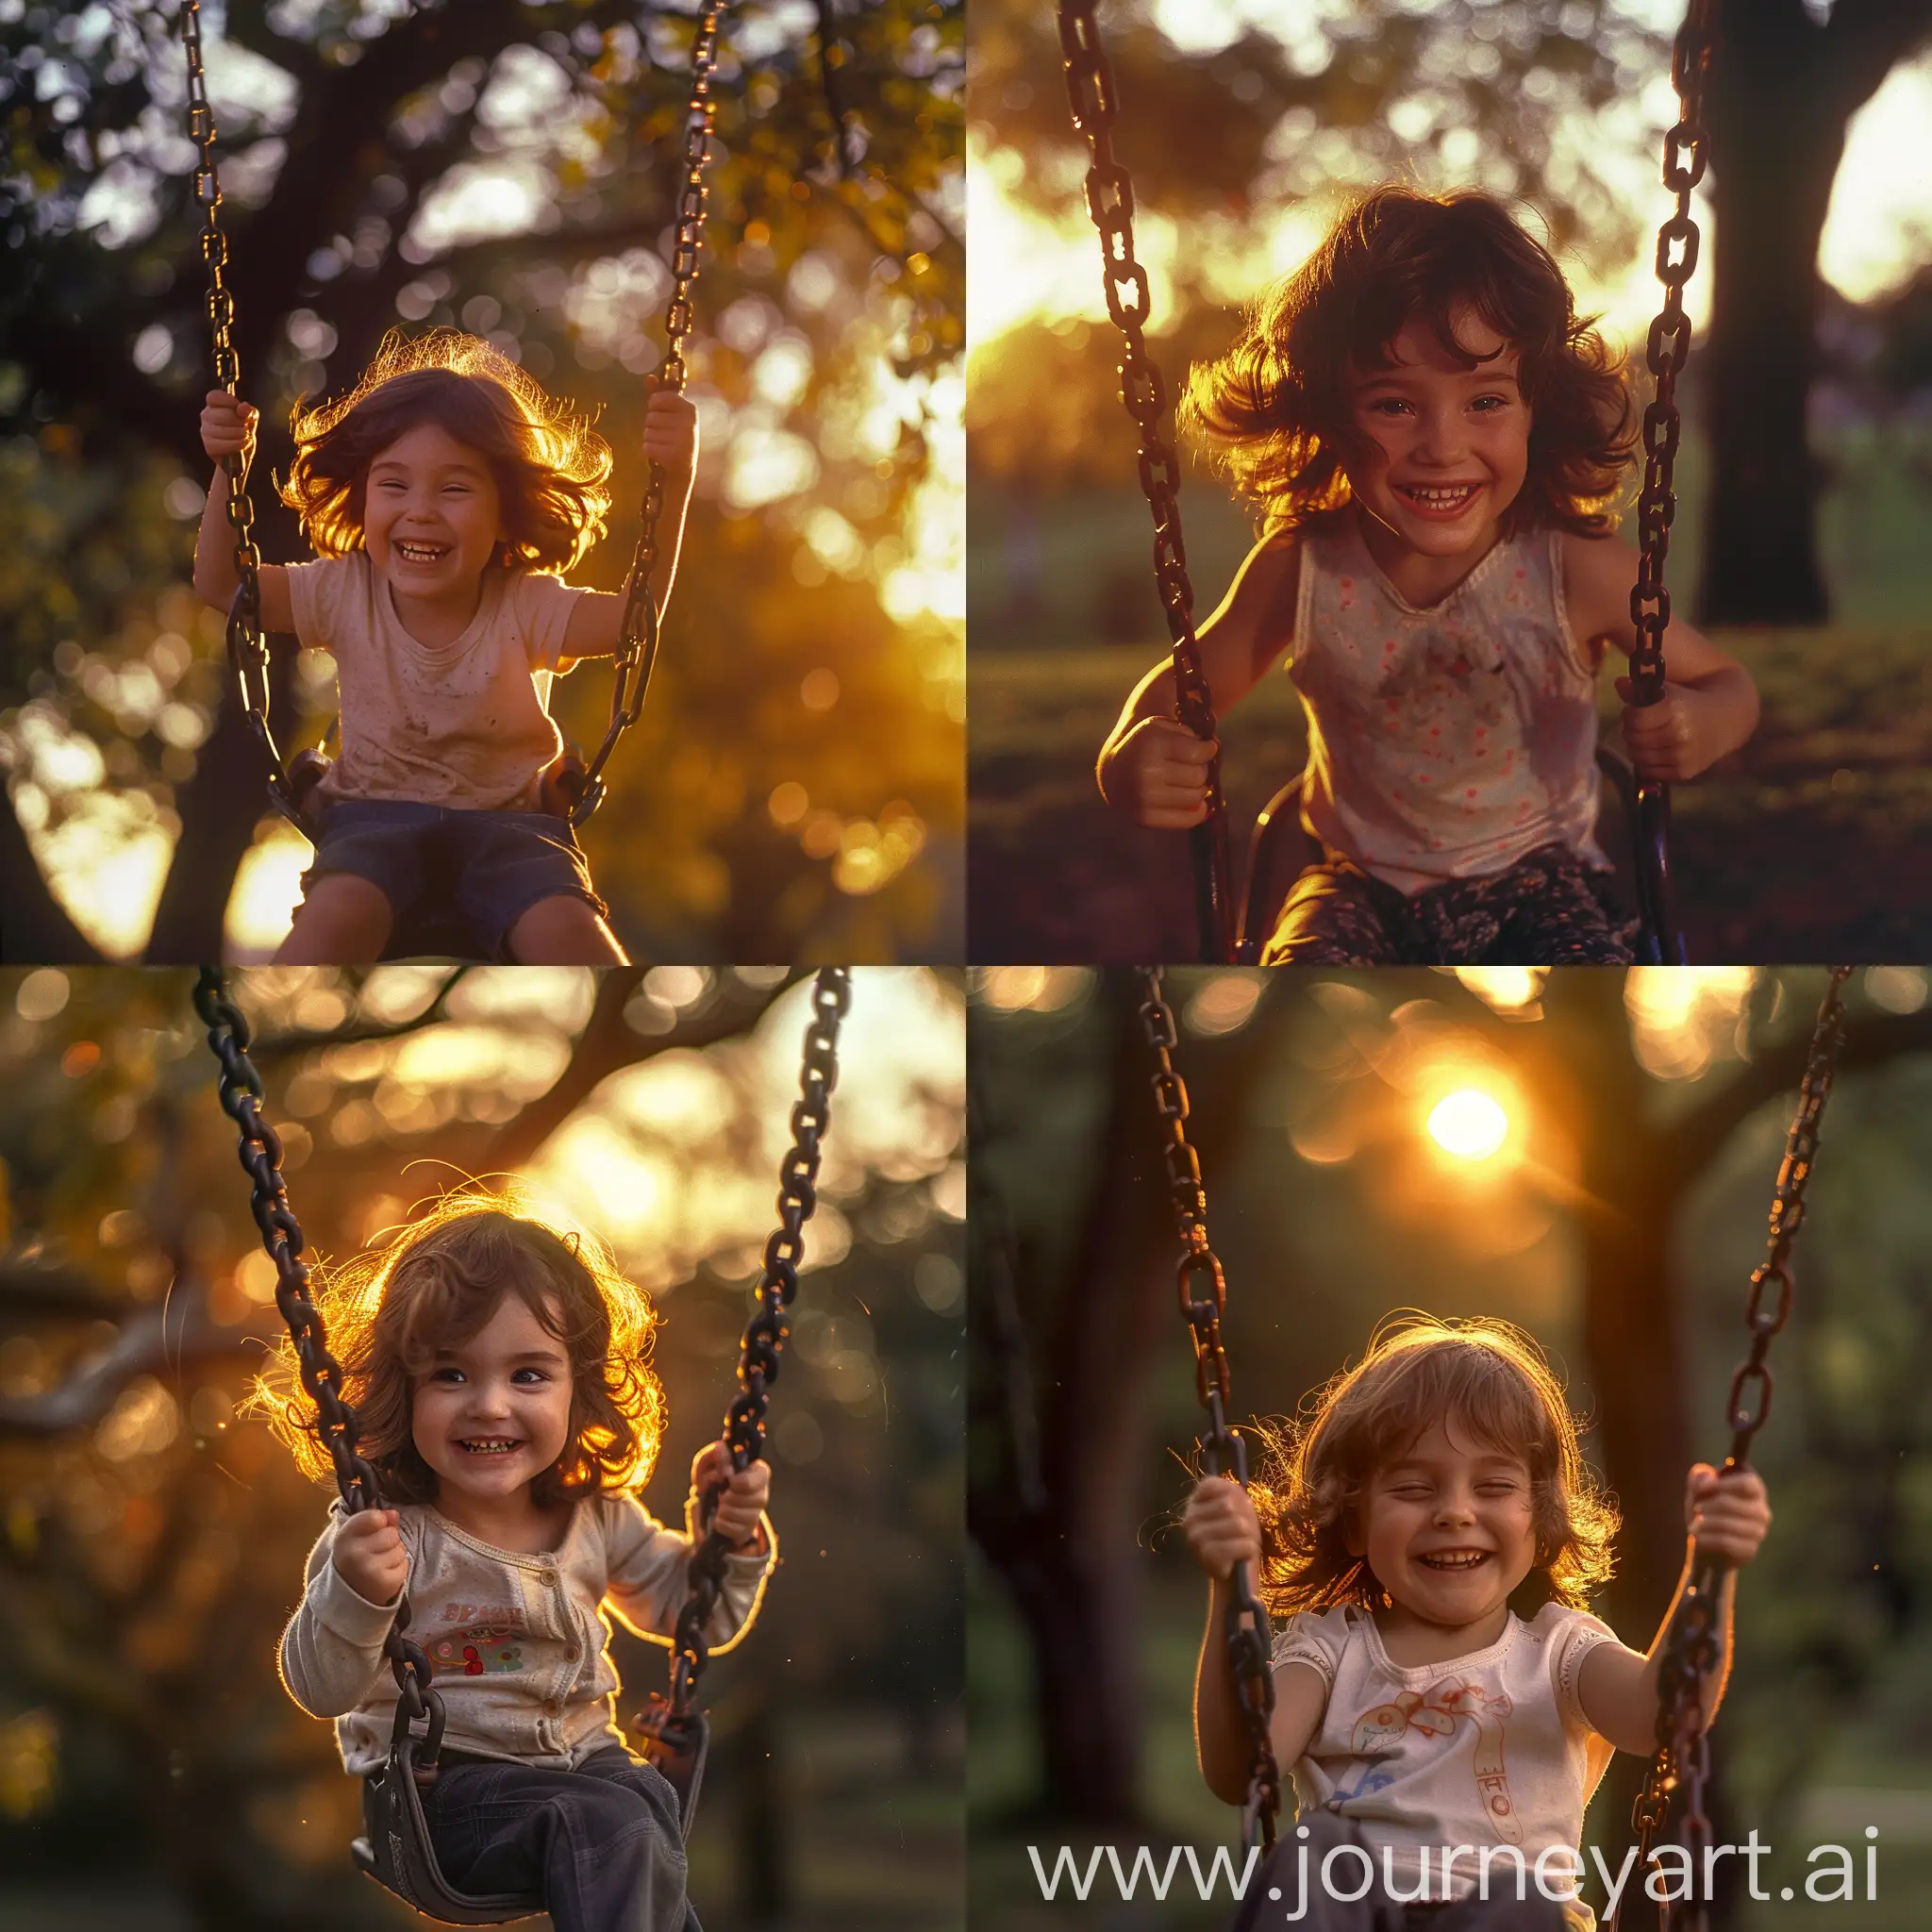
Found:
[1180,186,1636,540]
[252,1190,667,1509]
[278,328,615,572]
[1247,1313,1619,1619]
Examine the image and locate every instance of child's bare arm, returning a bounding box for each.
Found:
[1185,1474,1324,1801]
[1097,538,1300,828]
[193,391,294,631]
[1576,1463,1771,1755]
[560,384,699,659]
[1562,532,1757,782]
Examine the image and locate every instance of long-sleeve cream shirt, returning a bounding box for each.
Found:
[279,1491,775,1776]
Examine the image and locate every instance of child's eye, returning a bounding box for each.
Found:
[1471,394,1513,412]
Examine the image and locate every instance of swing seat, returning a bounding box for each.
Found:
[1231,744,1649,963]
[349,1711,710,1924]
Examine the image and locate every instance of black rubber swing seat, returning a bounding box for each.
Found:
[1231,742,1654,964]
[348,1711,708,1924]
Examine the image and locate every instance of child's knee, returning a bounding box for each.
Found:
[506,894,624,964]
[276,873,394,963]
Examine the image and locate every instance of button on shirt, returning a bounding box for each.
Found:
[280,1491,775,1776]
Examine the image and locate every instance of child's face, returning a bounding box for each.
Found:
[1342,313,1530,559]
[1350,1415,1537,1629]
[411,1291,574,1514]
[362,421,505,598]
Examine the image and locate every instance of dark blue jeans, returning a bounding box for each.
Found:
[417,1744,698,1932]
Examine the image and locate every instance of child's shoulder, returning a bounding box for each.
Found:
[1271,1600,1366,1666]
[1516,1596,1618,1652]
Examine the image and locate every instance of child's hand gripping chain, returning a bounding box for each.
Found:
[331,1505,408,1607]
[691,1440,773,1552]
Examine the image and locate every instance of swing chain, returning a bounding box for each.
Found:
[192,971,445,1765]
[572,0,728,826]
[181,2,286,804]
[1137,968,1280,1850]
[1058,2,1231,962]
[1627,0,1715,708]
[1621,967,1852,1932]
[659,967,852,1719]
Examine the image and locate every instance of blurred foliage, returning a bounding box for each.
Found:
[0,963,965,1929]
[0,0,963,961]
[968,965,1932,1924]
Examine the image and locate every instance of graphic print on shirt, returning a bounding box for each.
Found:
[428,1603,529,1676]
[1348,1677,1524,1844]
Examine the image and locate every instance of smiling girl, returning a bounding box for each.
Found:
[1098,187,1758,964]
[1184,1317,1769,1928]
[195,327,695,965]
[266,1196,772,1932]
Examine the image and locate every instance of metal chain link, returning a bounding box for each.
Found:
[1621,0,1714,966]
[1058,4,1231,963]
[192,970,446,1769]
[182,3,293,814]
[570,1,728,826]
[657,968,852,1720]
[1617,967,1852,1932]
[1138,968,1279,1848]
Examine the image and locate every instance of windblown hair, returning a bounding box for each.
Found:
[279,328,614,572]
[1247,1313,1619,1618]
[253,1190,666,1510]
[1180,186,1637,539]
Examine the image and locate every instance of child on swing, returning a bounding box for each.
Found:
[1185,1317,1770,1929]
[1098,187,1759,964]
[264,1195,773,1932]
[196,327,697,966]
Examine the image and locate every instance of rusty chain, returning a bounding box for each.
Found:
[1623,0,1715,964]
[569,1,728,826]
[182,3,301,819]
[1058,5,1231,963]
[193,970,447,1769]
[641,968,851,1756]
[1617,967,1852,1932]
[1138,969,1279,1847]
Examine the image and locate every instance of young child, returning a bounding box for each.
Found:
[1184,1317,1770,1929]
[262,1196,774,1932]
[195,327,698,966]
[1098,187,1759,964]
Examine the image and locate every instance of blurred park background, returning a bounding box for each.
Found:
[1,1,963,965]
[970,965,1932,1929]
[0,963,964,1931]
[966,0,1932,961]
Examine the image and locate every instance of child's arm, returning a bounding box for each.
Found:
[278,1505,407,1720]
[193,391,294,632]
[1561,532,1758,781]
[1185,1473,1326,1804]
[1097,537,1300,829]
[1575,1463,1772,1755]
[559,383,700,659]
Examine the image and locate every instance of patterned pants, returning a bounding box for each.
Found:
[1259,845,1635,967]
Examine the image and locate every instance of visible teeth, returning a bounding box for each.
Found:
[1423,1551,1488,1569]
[1403,486,1476,505]
[461,1440,521,1454]
[396,541,446,559]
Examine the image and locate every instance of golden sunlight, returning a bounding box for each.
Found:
[225,824,310,962]
[1624,966,1756,1082]
[1426,1088,1511,1163]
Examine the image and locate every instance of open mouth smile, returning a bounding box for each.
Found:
[1417,1549,1492,1571]
[458,1438,524,1457]
[1395,483,1482,518]
[394,540,452,564]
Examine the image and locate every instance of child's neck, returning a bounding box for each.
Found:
[384,572,487,649]
[1373,1595,1512,1668]
[433,1485,569,1554]
[1353,500,1505,609]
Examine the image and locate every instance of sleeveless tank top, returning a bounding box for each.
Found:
[1289,516,1607,895]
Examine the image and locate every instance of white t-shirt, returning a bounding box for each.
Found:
[285,551,586,811]
[1289,517,1610,894]
[1275,1600,1619,1905]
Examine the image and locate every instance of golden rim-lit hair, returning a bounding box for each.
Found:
[278,328,615,573]
[1247,1312,1619,1617]
[1180,185,1637,541]
[251,1190,666,1510]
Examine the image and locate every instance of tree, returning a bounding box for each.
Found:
[0,1,964,961]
